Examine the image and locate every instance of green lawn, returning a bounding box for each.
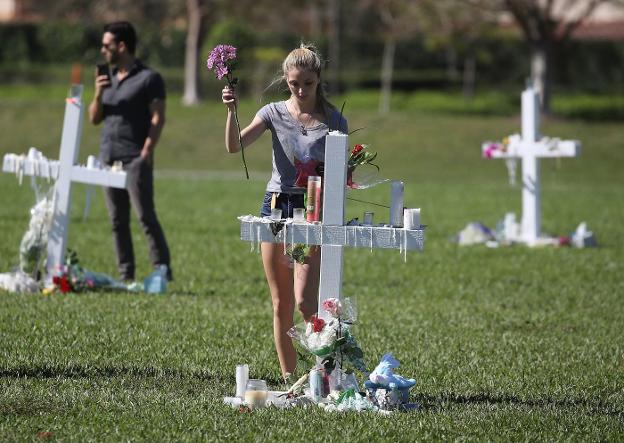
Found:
[0,84,623,441]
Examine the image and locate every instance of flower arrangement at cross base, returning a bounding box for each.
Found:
[19,188,54,278]
[288,297,367,377]
[45,249,138,295]
[207,44,249,179]
[281,297,419,412]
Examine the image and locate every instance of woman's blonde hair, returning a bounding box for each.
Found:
[282,43,322,75]
[281,43,335,118]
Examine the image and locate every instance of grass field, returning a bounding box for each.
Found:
[1,83,623,441]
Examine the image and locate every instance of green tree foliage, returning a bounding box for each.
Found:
[204,19,256,68]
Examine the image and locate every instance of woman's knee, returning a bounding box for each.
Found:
[272,295,295,319]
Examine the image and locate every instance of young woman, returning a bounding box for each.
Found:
[222,44,348,379]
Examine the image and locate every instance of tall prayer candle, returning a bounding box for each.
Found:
[390,180,404,227]
[306,176,322,222]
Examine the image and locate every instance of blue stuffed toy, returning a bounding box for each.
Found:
[364,353,416,390]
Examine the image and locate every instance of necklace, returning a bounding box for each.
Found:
[288,100,315,135]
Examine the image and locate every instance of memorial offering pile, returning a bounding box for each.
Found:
[454,214,598,248]
[0,184,143,295]
[226,298,418,413]
[44,249,141,295]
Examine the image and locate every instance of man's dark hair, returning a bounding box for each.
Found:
[104,21,137,54]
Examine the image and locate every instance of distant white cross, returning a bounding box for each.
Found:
[239,131,425,320]
[482,86,580,245]
[2,85,127,282]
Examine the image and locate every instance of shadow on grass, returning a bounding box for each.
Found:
[418,392,623,419]
[0,364,217,381]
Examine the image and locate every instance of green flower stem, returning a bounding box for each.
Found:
[233,104,249,180]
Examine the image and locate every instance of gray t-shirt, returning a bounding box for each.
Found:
[100,60,166,165]
[257,101,348,193]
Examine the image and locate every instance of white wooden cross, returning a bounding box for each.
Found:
[2,85,127,282]
[481,86,581,246]
[239,131,425,320]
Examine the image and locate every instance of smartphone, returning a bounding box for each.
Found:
[96,63,111,84]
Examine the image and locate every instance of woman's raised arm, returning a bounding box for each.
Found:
[223,86,266,153]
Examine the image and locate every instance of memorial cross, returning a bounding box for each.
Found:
[239,131,425,320]
[482,86,580,245]
[2,85,127,282]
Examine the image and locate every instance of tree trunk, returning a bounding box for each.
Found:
[308,1,322,38]
[379,37,396,115]
[530,41,552,114]
[182,0,205,106]
[445,45,459,83]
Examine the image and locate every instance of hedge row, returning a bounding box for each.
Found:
[1,21,622,92]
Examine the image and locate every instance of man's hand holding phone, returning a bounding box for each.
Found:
[95,63,111,95]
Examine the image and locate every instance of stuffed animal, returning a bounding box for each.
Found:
[365,353,416,390]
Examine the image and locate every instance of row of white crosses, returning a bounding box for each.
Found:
[481,86,581,246]
[2,85,127,283]
[239,131,425,321]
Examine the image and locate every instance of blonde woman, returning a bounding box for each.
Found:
[222,44,348,378]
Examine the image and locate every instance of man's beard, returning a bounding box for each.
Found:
[108,51,119,65]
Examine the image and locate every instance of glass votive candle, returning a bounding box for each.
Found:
[270,208,282,220]
[363,211,374,226]
[244,379,268,409]
[293,207,305,222]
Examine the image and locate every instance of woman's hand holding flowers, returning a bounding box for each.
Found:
[222,86,237,110]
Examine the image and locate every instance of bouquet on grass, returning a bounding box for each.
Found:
[19,189,54,278]
[46,249,134,294]
[206,44,249,179]
[287,297,367,374]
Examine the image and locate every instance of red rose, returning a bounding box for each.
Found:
[311,315,325,333]
[59,276,72,293]
[351,144,364,155]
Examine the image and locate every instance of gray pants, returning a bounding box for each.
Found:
[104,157,171,281]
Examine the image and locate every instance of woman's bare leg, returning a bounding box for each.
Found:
[294,246,321,320]
[261,242,296,377]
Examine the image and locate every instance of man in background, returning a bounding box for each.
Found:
[89,21,172,282]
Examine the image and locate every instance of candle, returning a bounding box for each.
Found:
[389,181,404,227]
[309,368,323,401]
[403,208,421,230]
[87,155,97,169]
[244,379,268,409]
[244,389,268,409]
[306,176,322,222]
[235,364,249,398]
[293,207,305,222]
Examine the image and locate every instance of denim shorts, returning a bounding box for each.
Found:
[260,192,305,218]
